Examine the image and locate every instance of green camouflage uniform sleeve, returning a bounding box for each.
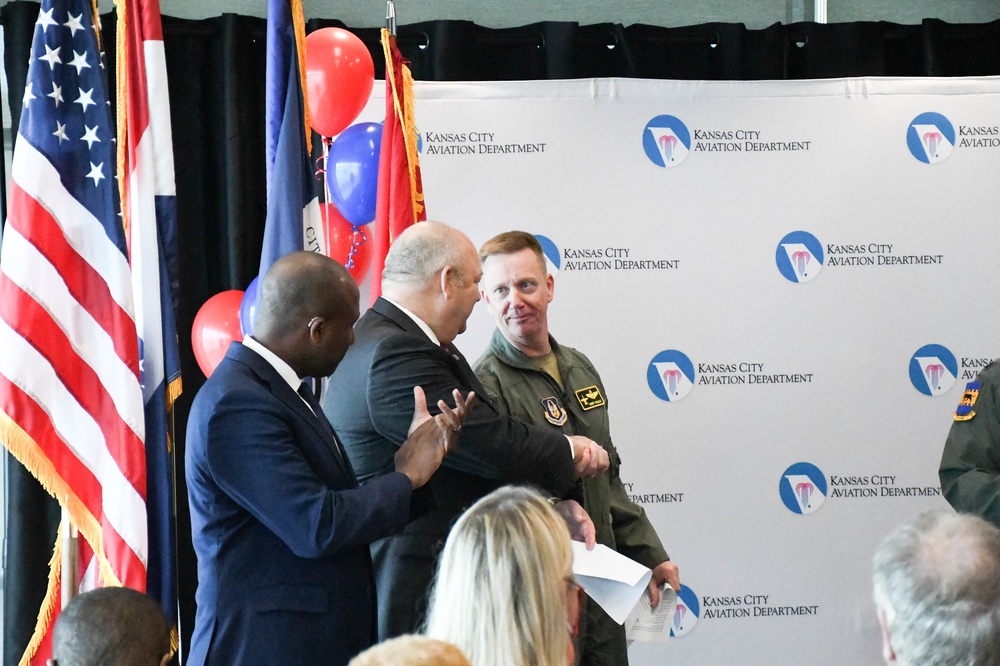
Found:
[940,362,1000,528]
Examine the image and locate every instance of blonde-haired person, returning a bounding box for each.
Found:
[424,485,582,666]
[348,635,470,666]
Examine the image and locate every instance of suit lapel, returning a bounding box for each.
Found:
[273,382,353,479]
[230,344,353,479]
[440,342,490,399]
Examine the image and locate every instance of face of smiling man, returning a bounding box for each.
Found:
[480,247,554,356]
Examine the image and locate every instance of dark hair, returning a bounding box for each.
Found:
[52,587,171,666]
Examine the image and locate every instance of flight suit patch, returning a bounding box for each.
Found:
[575,385,605,411]
[541,396,568,426]
[955,382,981,422]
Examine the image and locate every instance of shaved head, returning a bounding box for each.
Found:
[52,587,171,666]
[253,251,361,377]
[256,251,357,339]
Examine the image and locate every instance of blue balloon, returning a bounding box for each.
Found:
[326,122,382,226]
[240,276,260,336]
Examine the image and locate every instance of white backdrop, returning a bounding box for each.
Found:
[350,75,1000,665]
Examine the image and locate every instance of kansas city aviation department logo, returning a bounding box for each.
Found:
[672,585,700,637]
[775,231,824,283]
[780,462,827,515]
[907,112,955,164]
[643,115,691,168]
[909,344,958,396]
[647,350,696,402]
[533,234,561,277]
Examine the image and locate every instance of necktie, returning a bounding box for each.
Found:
[298,382,347,464]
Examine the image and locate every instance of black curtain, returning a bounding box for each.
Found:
[3,5,1000,662]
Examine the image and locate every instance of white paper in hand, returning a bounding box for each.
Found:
[571,541,651,625]
[625,584,676,643]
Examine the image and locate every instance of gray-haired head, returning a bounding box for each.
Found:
[382,222,472,287]
[872,510,1000,666]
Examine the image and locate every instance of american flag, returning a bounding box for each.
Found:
[0,0,147,660]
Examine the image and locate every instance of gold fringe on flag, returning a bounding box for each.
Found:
[0,411,124,598]
[167,376,183,407]
[381,29,425,222]
[114,0,130,237]
[292,0,312,154]
[166,376,183,453]
[16,525,62,666]
[400,64,424,219]
[90,0,101,49]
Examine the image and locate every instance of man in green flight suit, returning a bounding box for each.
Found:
[473,231,680,666]
[940,360,1000,527]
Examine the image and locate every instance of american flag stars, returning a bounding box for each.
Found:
[86,161,106,186]
[69,50,91,74]
[25,1,112,197]
[63,12,85,35]
[35,6,59,32]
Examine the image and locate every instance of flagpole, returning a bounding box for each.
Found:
[60,507,78,607]
[386,0,396,35]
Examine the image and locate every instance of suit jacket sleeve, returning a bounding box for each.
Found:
[366,331,577,496]
[202,381,412,559]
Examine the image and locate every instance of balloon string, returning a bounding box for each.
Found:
[346,225,367,270]
[317,138,332,257]
[317,136,332,195]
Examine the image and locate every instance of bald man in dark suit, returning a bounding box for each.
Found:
[185,252,472,666]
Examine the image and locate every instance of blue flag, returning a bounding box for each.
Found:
[261,0,320,289]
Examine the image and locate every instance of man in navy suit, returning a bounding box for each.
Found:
[324,222,608,639]
[185,251,472,666]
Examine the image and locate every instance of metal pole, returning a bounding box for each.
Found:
[814,0,828,24]
[60,507,78,607]
[386,0,396,36]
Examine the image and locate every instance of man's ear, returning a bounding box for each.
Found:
[306,316,325,343]
[877,607,896,663]
[439,266,455,297]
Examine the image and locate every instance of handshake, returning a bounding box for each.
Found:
[395,388,611,489]
[569,435,610,478]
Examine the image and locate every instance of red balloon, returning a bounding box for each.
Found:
[192,290,244,378]
[321,203,372,283]
[305,28,375,137]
